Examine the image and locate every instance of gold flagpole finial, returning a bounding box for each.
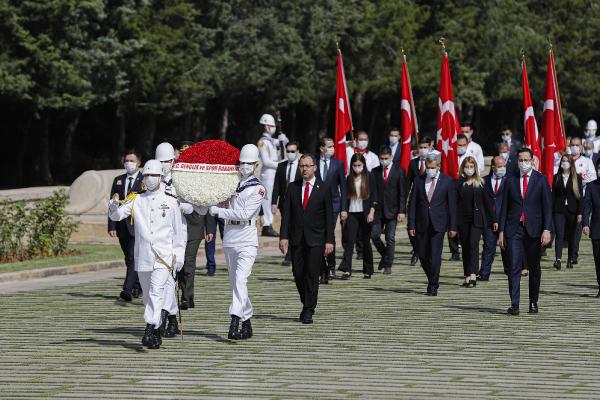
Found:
[336,41,340,51]
[520,48,526,62]
[439,37,447,52]
[547,38,553,53]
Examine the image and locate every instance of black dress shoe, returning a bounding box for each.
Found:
[507,306,520,315]
[566,259,574,269]
[426,288,438,296]
[328,270,336,280]
[301,310,314,324]
[207,270,215,276]
[572,257,578,265]
[298,309,306,322]
[119,290,133,302]
[529,302,539,314]
[383,267,392,275]
[189,299,195,308]
[477,275,490,281]
[356,254,363,260]
[378,263,384,271]
[450,253,461,261]
[341,272,351,280]
[554,260,561,270]
[410,254,418,266]
[261,226,279,237]
[363,274,371,279]
[281,260,291,266]
[179,300,189,310]
[319,274,329,284]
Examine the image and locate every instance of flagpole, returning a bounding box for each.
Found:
[402,48,419,142]
[337,41,354,144]
[550,44,567,149]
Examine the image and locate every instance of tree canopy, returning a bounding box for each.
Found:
[1,0,599,188]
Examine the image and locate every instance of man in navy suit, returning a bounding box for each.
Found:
[108,149,144,302]
[499,148,552,315]
[582,157,600,297]
[317,137,348,282]
[408,155,457,296]
[387,127,402,165]
[478,155,508,280]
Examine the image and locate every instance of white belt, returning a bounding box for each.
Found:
[225,219,256,226]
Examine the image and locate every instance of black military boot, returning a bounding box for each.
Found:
[239,319,253,340]
[165,315,179,338]
[228,315,241,340]
[153,328,162,348]
[159,309,168,336]
[142,324,156,348]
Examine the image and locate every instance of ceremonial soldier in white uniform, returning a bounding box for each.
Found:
[258,114,286,237]
[209,144,264,340]
[584,120,600,154]
[462,125,485,174]
[345,131,380,172]
[109,160,186,349]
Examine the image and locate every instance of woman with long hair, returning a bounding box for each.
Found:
[456,156,497,287]
[338,153,378,279]
[552,154,583,269]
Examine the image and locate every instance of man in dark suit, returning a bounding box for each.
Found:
[499,148,552,315]
[498,143,518,176]
[478,155,508,280]
[179,211,217,310]
[316,137,348,282]
[408,155,457,296]
[498,129,523,158]
[387,127,402,165]
[371,146,406,274]
[280,154,334,324]
[405,136,433,266]
[271,141,302,266]
[582,157,600,297]
[108,149,144,302]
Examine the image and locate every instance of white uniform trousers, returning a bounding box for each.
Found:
[224,246,257,321]
[260,169,276,226]
[138,267,176,328]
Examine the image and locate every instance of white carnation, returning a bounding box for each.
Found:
[172,171,239,207]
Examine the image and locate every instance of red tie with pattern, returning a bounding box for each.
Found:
[494,178,499,195]
[419,159,425,175]
[521,174,528,223]
[302,181,310,209]
[383,167,389,185]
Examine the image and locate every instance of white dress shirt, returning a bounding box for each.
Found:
[466,141,485,173]
[425,170,440,194]
[349,176,364,212]
[491,174,503,193]
[319,157,331,180]
[390,142,399,160]
[124,170,140,197]
[300,176,316,204]
[286,159,298,183]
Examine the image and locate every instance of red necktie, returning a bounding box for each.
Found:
[383,167,389,185]
[521,174,528,223]
[302,181,310,209]
[419,159,425,175]
[494,178,499,195]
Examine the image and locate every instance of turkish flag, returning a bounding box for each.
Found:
[399,56,418,174]
[335,49,353,174]
[521,59,542,163]
[540,49,566,187]
[436,52,460,179]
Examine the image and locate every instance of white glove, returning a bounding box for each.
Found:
[108,197,119,212]
[179,202,194,215]
[278,133,289,146]
[174,261,183,273]
[193,205,209,215]
[272,138,280,147]
[208,206,219,216]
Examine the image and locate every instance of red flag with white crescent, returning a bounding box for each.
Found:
[335,49,353,174]
[521,59,542,162]
[400,56,418,174]
[540,49,566,187]
[436,52,460,179]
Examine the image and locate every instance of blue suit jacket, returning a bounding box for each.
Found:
[108,172,143,236]
[499,170,553,238]
[483,173,507,220]
[408,172,457,233]
[582,179,600,239]
[317,157,347,214]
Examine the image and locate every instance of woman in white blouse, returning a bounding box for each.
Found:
[338,153,378,279]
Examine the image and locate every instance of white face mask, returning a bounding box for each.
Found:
[267,126,276,135]
[124,161,138,174]
[352,166,364,174]
[388,136,399,145]
[502,135,511,142]
[570,146,581,155]
[286,152,297,162]
[419,148,430,158]
[566,147,572,155]
[495,167,506,178]
[357,140,368,150]
[500,152,509,160]
[463,132,472,140]
[161,161,173,175]
[457,146,467,156]
[561,162,570,170]
[324,147,335,158]
[464,167,475,177]
[518,161,532,174]
[585,150,594,157]
[426,168,438,178]
[143,176,160,191]
[586,130,596,137]
[380,159,391,168]
[239,164,255,177]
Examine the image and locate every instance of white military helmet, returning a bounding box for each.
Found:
[142,159,164,175]
[259,113,275,126]
[586,119,598,133]
[239,144,260,163]
[155,142,176,161]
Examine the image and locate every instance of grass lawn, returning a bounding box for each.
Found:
[0,243,122,274]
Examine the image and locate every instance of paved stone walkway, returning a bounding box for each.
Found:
[2,239,600,399]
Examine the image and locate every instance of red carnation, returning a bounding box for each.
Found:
[177,140,240,165]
